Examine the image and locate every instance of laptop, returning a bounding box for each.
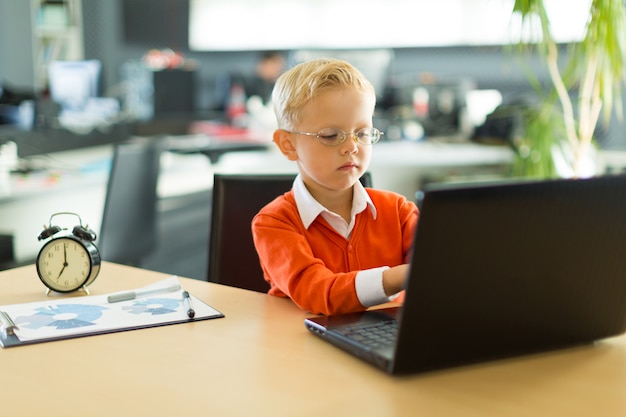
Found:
[305,174,626,375]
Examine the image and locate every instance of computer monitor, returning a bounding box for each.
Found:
[48,60,101,110]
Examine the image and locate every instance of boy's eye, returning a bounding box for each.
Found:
[317,128,341,140]
[292,127,381,146]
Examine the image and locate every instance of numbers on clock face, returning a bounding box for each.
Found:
[37,238,91,291]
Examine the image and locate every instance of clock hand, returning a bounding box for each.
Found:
[58,244,68,278]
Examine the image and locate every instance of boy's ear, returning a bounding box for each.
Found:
[273,129,298,161]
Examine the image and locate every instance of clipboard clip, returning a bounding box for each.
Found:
[0,310,18,336]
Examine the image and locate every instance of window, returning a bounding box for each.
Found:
[189,0,590,51]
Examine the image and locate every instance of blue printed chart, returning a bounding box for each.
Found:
[0,277,223,346]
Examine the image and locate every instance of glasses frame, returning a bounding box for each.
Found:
[286,127,383,146]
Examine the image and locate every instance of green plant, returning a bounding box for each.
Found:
[511,100,561,178]
[511,0,626,178]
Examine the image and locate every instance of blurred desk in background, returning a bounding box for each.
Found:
[0,122,132,158]
[212,140,515,200]
[134,119,272,163]
[165,134,270,164]
[0,136,515,270]
[0,129,271,267]
[0,146,113,267]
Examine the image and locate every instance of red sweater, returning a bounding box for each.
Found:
[252,188,418,315]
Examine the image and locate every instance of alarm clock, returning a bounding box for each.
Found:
[36,212,101,295]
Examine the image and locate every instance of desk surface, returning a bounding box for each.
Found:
[1,263,626,417]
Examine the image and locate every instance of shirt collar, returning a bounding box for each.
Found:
[293,174,377,229]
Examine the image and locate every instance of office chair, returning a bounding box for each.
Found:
[98,137,162,265]
[207,172,372,292]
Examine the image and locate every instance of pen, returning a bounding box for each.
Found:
[0,310,18,336]
[182,290,195,318]
[107,283,181,303]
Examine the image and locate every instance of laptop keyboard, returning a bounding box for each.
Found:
[335,320,398,349]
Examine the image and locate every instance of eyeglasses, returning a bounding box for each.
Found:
[287,127,383,146]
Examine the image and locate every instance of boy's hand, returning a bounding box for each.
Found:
[382,264,410,297]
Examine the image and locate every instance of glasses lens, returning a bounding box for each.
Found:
[316,128,345,146]
[355,128,380,144]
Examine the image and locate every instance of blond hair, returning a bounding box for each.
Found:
[272,58,376,130]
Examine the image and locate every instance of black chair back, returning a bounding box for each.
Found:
[98,138,162,265]
[207,172,372,292]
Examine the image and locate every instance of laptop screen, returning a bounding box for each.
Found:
[394,175,626,373]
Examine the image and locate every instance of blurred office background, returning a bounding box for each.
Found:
[4,0,622,138]
[0,0,624,279]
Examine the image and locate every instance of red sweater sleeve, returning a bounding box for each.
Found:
[252,189,418,315]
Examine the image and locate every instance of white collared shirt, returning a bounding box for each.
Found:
[293,175,394,307]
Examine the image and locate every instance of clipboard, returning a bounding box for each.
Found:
[0,277,224,348]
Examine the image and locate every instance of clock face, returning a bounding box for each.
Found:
[36,237,98,293]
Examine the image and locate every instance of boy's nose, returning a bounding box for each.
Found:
[341,136,359,153]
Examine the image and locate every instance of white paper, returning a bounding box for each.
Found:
[0,277,222,343]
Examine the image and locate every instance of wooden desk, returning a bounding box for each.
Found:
[1,263,626,417]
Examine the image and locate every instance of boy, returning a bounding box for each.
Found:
[252,59,418,315]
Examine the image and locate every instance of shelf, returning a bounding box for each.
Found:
[31,0,84,92]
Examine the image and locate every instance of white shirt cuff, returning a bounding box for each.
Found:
[355,266,396,307]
